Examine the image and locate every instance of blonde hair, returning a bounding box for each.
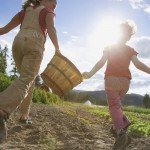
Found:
[120,20,137,35]
[22,0,41,10]
[22,0,57,10]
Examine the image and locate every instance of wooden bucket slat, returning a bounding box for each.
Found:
[50,63,74,88]
[49,63,81,86]
[43,66,72,91]
[41,54,83,96]
[41,73,64,96]
[49,56,81,78]
[56,55,82,78]
[41,73,72,96]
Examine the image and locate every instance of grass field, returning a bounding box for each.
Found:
[82,105,150,137]
[32,87,150,137]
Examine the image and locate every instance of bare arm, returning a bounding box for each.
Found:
[132,55,150,74]
[89,52,108,76]
[46,13,60,53]
[82,51,108,79]
[0,14,21,35]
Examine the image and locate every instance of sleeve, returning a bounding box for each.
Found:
[17,10,25,23]
[129,48,138,58]
[103,46,110,55]
[45,8,56,17]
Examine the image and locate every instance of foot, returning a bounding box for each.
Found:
[110,126,117,138]
[19,113,32,124]
[110,122,131,138]
[19,115,32,125]
[112,130,131,150]
[0,110,8,143]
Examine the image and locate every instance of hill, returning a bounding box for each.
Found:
[65,90,144,106]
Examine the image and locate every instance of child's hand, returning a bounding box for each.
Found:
[55,49,61,55]
[82,72,91,79]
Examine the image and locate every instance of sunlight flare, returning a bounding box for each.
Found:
[89,16,122,49]
[99,17,121,45]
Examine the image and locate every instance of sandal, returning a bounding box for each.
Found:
[112,130,131,150]
[19,118,32,124]
[110,126,117,138]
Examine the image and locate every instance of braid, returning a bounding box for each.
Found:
[22,0,42,10]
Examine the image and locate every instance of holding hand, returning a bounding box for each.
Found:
[55,49,61,55]
[82,72,92,79]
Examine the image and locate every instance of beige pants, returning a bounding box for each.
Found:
[17,81,34,116]
[0,35,44,115]
[105,76,130,99]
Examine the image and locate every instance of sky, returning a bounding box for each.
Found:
[0,0,150,95]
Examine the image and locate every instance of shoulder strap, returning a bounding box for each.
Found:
[34,6,45,13]
[25,6,33,11]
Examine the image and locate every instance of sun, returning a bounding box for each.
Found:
[89,16,122,49]
[99,17,121,45]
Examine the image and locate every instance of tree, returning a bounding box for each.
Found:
[2,45,9,58]
[143,94,150,109]
[0,45,8,74]
[10,57,19,80]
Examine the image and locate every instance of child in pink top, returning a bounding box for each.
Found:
[83,21,150,149]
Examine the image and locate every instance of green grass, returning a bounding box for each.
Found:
[123,106,150,114]
[0,73,12,92]
[38,97,150,137]
[83,105,150,137]
[39,134,57,150]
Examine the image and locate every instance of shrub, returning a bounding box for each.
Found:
[33,88,63,105]
[0,73,12,92]
[0,73,63,105]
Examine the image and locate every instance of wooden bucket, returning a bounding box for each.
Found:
[41,54,83,97]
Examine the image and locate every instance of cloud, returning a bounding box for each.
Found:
[130,0,150,15]
[129,74,150,95]
[131,78,150,88]
[12,28,19,34]
[70,35,79,42]
[116,0,150,14]
[0,39,12,48]
[62,31,68,34]
[75,73,104,91]
[129,0,145,9]
[129,36,150,58]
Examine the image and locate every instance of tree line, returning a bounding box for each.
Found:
[143,94,150,109]
[0,45,18,79]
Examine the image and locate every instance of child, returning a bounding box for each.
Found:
[0,0,60,142]
[82,20,150,149]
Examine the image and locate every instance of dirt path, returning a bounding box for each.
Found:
[0,103,150,150]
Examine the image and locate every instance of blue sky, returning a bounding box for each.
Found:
[0,0,150,95]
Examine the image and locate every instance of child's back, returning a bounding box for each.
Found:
[104,44,138,79]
